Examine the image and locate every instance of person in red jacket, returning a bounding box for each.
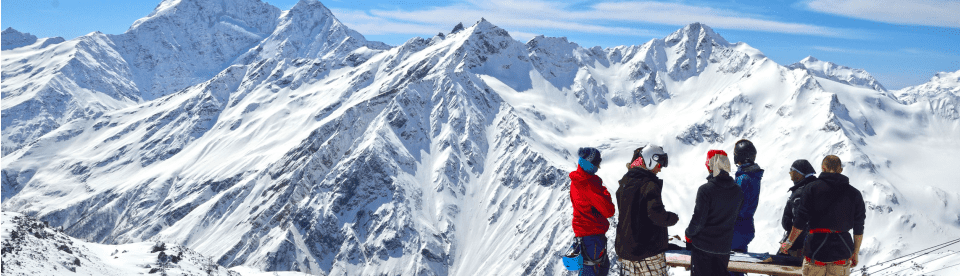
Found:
[570,147,616,276]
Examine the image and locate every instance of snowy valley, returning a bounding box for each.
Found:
[2,0,959,275]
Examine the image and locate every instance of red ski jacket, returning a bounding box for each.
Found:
[570,165,616,237]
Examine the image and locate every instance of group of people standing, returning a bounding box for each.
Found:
[568,139,866,276]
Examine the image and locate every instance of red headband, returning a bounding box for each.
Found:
[706,149,728,172]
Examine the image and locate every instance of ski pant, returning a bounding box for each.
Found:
[619,253,667,276]
[728,230,754,276]
[802,258,851,276]
[579,234,609,276]
[691,247,730,276]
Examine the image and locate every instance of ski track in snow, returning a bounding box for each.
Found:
[2,1,960,275]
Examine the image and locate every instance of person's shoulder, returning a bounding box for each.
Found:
[802,179,829,194]
[639,177,663,194]
[697,179,716,193]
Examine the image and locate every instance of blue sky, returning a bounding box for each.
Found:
[3,0,958,89]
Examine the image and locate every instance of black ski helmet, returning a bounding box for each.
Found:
[733,139,757,164]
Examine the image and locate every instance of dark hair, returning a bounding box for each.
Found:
[632,147,644,162]
[822,155,842,172]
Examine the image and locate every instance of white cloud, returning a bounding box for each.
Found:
[368,1,659,37]
[328,9,441,35]
[805,0,960,28]
[508,30,540,43]
[812,46,865,54]
[330,0,848,41]
[811,46,948,57]
[588,2,846,36]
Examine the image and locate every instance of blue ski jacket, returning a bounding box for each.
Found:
[734,163,764,235]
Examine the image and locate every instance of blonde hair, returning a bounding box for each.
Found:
[709,154,731,177]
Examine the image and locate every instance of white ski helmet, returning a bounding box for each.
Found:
[641,144,668,169]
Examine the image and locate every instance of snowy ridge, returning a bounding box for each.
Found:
[111,0,282,100]
[1,212,240,276]
[1,32,139,156]
[3,3,960,275]
[2,28,38,50]
[896,69,960,119]
[789,56,890,95]
[235,0,389,64]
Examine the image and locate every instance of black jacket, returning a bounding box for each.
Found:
[782,176,816,251]
[794,173,866,262]
[685,170,744,255]
[615,167,679,261]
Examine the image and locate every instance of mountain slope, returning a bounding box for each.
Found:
[1,212,241,276]
[109,0,282,100]
[896,69,960,120]
[2,8,959,276]
[1,32,139,156]
[788,56,892,98]
[235,0,389,64]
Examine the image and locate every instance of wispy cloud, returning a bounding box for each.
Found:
[367,1,659,37]
[328,9,439,35]
[812,46,872,54]
[587,2,847,37]
[805,0,960,28]
[330,0,850,43]
[812,46,950,57]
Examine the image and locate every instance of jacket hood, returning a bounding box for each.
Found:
[737,163,764,177]
[623,168,660,183]
[708,170,737,188]
[570,165,599,184]
[818,172,850,187]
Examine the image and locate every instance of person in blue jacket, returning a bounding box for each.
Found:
[730,139,763,276]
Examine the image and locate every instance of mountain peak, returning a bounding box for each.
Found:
[1,27,38,50]
[934,69,960,82]
[790,57,888,93]
[802,56,820,63]
[291,0,331,13]
[668,22,729,46]
[473,18,497,32]
[451,22,465,34]
[236,0,388,62]
[133,0,280,35]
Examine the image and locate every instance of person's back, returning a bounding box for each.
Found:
[569,147,616,276]
[685,150,744,276]
[616,146,677,276]
[686,158,744,254]
[570,167,614,236]
[783,155,866,276]
[731,139,763,268]
[797,172,865,262]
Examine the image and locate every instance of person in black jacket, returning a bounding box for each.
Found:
[685,150,744,276]
[780,155,866,276]
[779,159,817,257]
[615,145,678,276]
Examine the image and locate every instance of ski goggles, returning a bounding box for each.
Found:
[652,154,668,168]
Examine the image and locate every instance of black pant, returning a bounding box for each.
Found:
[691,247,730,276]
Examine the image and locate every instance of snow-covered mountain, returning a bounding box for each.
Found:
[3,1,959,275]
[896,69,960,120]
[1,212,241,275]
[789,56,890,94]
[2,31,138,156]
